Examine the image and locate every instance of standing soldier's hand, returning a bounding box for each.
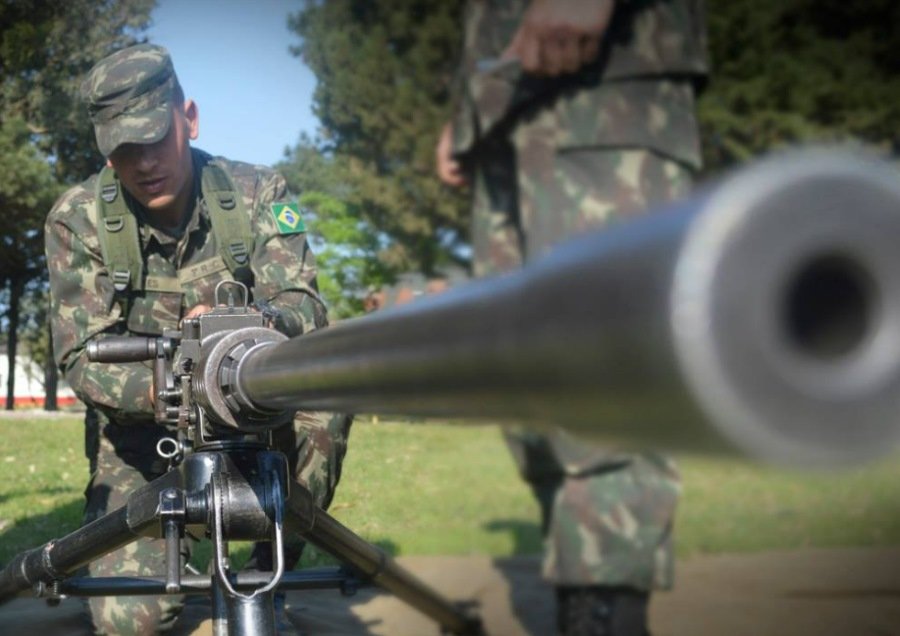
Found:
[503,0,615,77]
[436,122,468,188]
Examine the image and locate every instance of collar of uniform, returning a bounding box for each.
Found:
[131,147,209,249]
[190,147,214,236]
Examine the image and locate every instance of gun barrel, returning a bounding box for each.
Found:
[238,151,900,467]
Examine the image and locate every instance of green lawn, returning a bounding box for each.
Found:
[2,415,900,568]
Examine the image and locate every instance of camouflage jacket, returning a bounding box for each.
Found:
[452,0,709,167]
[45,148,326,424]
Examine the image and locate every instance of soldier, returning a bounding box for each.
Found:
[44,44,351,635]
[436,0,708,634]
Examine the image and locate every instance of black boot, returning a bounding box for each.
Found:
[556,586,651,636]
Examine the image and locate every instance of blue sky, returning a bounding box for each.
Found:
[147,0,318,167]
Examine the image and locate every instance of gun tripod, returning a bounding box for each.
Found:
[0,433,480,635]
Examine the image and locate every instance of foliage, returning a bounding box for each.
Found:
[0,117,58,406]
[0,0,156,183]
[287,0,469,274]
[279,138,391,318]
[0,0,155,405]
[0,116,59,272]
[18,288,52,378]
[289,0,900,279]
[699,0,900,171]
[0,0,156,281]
[298,190,388,319]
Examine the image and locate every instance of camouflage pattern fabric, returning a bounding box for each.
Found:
[81,424,188,635]
[455,0,707,590]
[45,148,352,635]
[472,80,699,276]
[477,145,692,590]
[451,0,708,158]
[81,43,179,157]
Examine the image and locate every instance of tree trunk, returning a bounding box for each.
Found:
[5,277,23,410]
[43,319,58,411]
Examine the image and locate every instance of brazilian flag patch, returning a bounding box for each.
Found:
[270,202,306,234]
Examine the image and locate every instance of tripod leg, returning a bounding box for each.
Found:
[0,469,182,603]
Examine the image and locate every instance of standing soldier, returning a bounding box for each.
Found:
[45,44,351,635]
[437,1,708,633]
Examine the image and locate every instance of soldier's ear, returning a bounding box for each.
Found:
[106,158,113,168]
[183,99,199,141]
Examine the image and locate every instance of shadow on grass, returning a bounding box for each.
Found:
[0,498,83,563]
[484,518,543,556]
[483,520,553,633]
[491,554,556,636]
[0,486,81,506]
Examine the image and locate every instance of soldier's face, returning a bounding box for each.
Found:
[107,100,199,217]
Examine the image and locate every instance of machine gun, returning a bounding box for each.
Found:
[2,149,900,635]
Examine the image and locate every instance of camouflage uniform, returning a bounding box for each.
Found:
[45,45,351,635]
[451,0,708,592]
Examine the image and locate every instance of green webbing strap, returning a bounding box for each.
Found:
[202,161,252,274]
[96,167,144,293]
[95,160,252,300]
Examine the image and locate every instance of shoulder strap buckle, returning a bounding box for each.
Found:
[228,241,249,265]
[202,160,253,276]
[96,166,144,295]
[217,192,236,210]
[111,269,131,292]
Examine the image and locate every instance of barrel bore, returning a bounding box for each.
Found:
[783,252,877,361]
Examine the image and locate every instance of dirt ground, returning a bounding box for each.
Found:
[3,547,899,635]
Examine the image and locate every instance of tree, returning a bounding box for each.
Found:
[287,0,468,275]
[1,0,156,183]
[301,190,389,319]
[0,118,58,409]
[1,0,155,408]
[698,0,900,171]
[279,138,391,318]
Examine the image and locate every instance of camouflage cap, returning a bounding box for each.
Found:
[81,44,180,156]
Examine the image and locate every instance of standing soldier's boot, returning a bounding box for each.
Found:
[556,586,651,636]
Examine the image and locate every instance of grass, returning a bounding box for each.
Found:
[2,414,900,568]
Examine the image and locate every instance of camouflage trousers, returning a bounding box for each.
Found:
[81,409,352,635]
[471,120,694,589]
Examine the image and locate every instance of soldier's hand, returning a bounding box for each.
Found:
[435,122,468,188]
[152,304,213,405]
[503,0,614,77]
[184,304,213,320]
